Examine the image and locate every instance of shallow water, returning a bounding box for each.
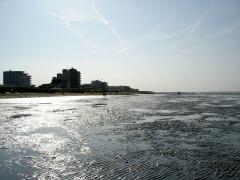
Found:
[0,93,240,179]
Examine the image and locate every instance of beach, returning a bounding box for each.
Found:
[1,93,240,179]
[0,92,136,99]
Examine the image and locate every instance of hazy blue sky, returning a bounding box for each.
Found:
[0,0,240,91]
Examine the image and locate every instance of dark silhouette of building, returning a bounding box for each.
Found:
[51,68,81,89]
[91,80,108,92]
[3,70,31,87]
[80,84,93,92]
[108,86,138,93]
[38,84,51,90]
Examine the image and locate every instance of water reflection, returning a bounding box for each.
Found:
[0,94,240,179]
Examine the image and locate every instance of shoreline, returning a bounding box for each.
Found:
[0,92,138,99]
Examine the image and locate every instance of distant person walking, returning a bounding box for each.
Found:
[178,91,181,96]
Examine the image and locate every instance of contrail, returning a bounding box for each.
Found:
[50,11,82,38]
[188,11,207,36]
[187,0,216,37]
[64,21,82,38]
[91,1,124,44]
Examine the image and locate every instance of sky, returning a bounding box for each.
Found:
[0,0,240,92]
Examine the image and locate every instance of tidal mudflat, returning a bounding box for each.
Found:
[0,93,240,179]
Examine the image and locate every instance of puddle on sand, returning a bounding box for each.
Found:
[171,114,203,122]
[136,115,170,124]
[10,114,32,119]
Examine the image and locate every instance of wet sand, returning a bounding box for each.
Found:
[0,92,135,99]
[0,93,240,179]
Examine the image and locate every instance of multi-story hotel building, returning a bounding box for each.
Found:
[3,70,31,87]
[51,68,81,89]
